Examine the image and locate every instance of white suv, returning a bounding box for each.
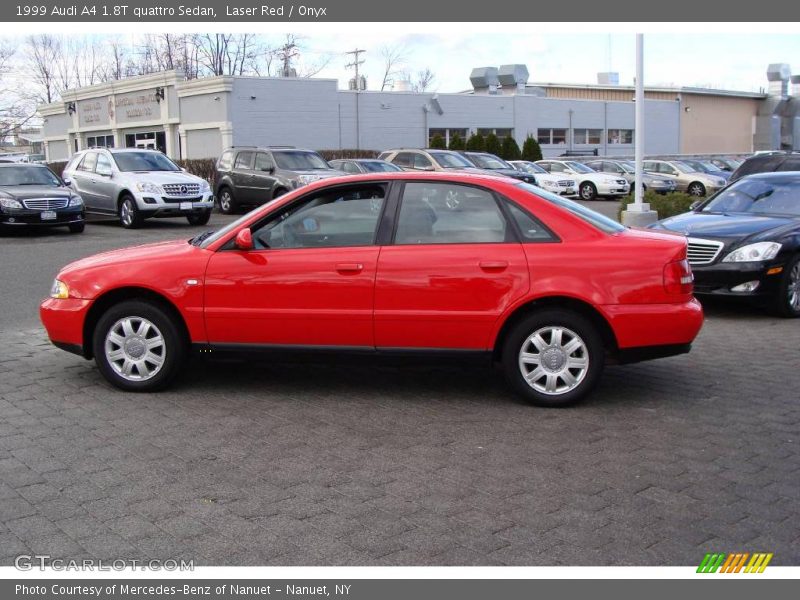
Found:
[63,148,215,228]
[536,159,630,201]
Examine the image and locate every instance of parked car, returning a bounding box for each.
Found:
[650,172,800,317]
[642,159,727,197]
[329,158,403,173]
[679,159,733,182]
[41,172,702,407]
[63,148,214,229]
[459,152,537,184]
[535,160,630,201]
[709,157,742,172]
[729,152,800,183]
[582,159,676,194]
[378,148,485,173]
[0,163,85,233]
[215,146,344,214]
[508,160,576,196]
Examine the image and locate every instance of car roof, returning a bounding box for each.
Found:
[736,171,800,181]
[300,170,514,188]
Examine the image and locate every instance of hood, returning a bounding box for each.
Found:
[0,185,73,199]
[483,168,532,180]
[61,239,191,275]
[124,171,206,185]
[653,211,796,243]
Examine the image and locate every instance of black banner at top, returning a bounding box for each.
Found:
[5,0,800,22]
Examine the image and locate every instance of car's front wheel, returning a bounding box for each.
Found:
[773,254,800,318]
[68,222,85,233]
[579,182,597,201]
[119,195,144,229]
[502,309,604,407]
[92,300,186,392]
[187,210,211,226]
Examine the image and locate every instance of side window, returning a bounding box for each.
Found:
[251,184,386,250]
[217,150,234,171]
[585,161,602,171]
[778,157,800,172]
[78,152,98,172]
[549,163,565,173]
[505,201,557,242]
[537,162,552,173]
[604,162,621,173]
[342,162,360,174]
[395,182,508,245]
[95,153,113,175]
[254,152,275,172]
[234,151,254,170]
[413,154,432,170]
[643,161,656,172]
[393,152,415,167]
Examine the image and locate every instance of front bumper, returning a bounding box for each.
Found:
[40,297,93,357]
[596,182,630,196]
[0,206,85,226]
[691,261,785,300]
[541,184,576,196]
[136,192,215,218]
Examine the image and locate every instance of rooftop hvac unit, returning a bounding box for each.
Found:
[470,67,500,94]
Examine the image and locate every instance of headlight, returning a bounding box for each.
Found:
[602,178,617,184]
[0,197,23,209]
[199,179,211,192]
[68,196,83,207]
[136,182,163,194]
[650,180,666,186]
[50,279,69,299]
[722,242,782,263]
[296,174,320,186]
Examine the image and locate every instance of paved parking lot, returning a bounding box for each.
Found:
[1,205,798,566]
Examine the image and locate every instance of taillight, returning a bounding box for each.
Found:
[663,258,694,295]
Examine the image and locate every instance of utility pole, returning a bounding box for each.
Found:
[278,37,299,77]
[345,48,366,149]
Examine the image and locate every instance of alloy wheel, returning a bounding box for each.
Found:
[104,316,166,382]
[517,326,589,395]
[120,200,134,226]
[788,262,800,313]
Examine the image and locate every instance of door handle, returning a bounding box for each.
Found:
[479,261,508,271]
[336,263,363,273]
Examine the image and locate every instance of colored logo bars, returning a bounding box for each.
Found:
[697,552,773,573]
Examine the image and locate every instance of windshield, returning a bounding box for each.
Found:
[671,161,695,173]
[468,154,511,170]
[701,177,800,217]
[113,152,180,172]
[513,162,547,175]
[516,182,625,234]
[618,162,636,174]
[429,151,473,169]
[0,166,61,186]
[566,162,595,174]
[361,161,402,173]
[273,151,330,171]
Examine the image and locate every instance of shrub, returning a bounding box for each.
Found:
[485,133,502,157]
[429,134,446,149]
[465,133,486,152]
[448,132,466,151]
[500,136,522,161]
[521,135,543,162]
[174,158,216,183]
[47,162,67,179]
[617,191,697,222]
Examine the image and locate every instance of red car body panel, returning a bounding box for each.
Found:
[40,172,703,361]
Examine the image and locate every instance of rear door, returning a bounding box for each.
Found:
[92,153,118,213]
[374,181,529,350]
[71,152,100,211]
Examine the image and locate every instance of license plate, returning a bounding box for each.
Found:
[180,202,193,211]
[41,211,57,220]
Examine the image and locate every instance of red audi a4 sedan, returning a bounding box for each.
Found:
[41,172,703,406]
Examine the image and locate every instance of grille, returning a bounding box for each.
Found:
[557,180,573,187]
[687,237,724,266]
[161,196,203,204]
[22,198,68,210]
[162,183,201,196]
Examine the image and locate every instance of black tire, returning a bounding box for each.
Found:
[68,222,85,233]
[118,194,144,229]
[187,210,211,226]
[273,187,288,199]
[218,187,237,214]
[501,309,604,407]
[772,254,800,318]
[687,182,706,197]
[579,181,597,201]
[92,300,186,392]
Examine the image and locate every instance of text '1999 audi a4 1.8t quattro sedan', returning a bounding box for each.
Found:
[41,172,703,407]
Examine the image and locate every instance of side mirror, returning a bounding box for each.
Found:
[62,177,72,186]
[690,200,702,211]
[181,167,188,173]
[234,228,254,250]
[262,166,275,173]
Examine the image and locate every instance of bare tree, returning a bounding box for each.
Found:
[413,67,436,92]
[26,35,61,103]
[1,45,35,140]
[379,44,407,91]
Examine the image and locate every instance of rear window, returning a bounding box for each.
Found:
[734,155,784,179]
[777,157,800,172]
[516,182,625,234]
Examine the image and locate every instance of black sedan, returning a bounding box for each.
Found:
[0,164,85,233]
[650,172,800,317]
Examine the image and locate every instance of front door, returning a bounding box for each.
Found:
[251,152,279,204]
[203,182,390,347]
[374,181,530,350]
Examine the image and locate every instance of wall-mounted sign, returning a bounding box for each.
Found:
[78,98,110,127]
[114,91,160,122]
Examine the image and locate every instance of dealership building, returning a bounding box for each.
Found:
[37,64,799,162]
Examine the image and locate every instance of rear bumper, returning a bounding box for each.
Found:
[40,297,92,357]
[602,298,704,353]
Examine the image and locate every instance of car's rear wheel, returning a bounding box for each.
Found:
[579,182,597,201]
[502,309,604,407]
[68,222,85,233]
[119,195,143,229]
[773,254,800,318]
[92,300,186,392]
[217,188,237,214]
[187,210,211,226]
[687,182,706,197]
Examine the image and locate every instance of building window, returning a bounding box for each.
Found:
[124,131,167,153]
[86,135,114,149]
[477,127,513,138]
[573,129,603,145]
[607,129,634,144]
[428,128,469,146]
[537,128,567,145]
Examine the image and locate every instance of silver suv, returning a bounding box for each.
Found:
[63,148,215,228]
